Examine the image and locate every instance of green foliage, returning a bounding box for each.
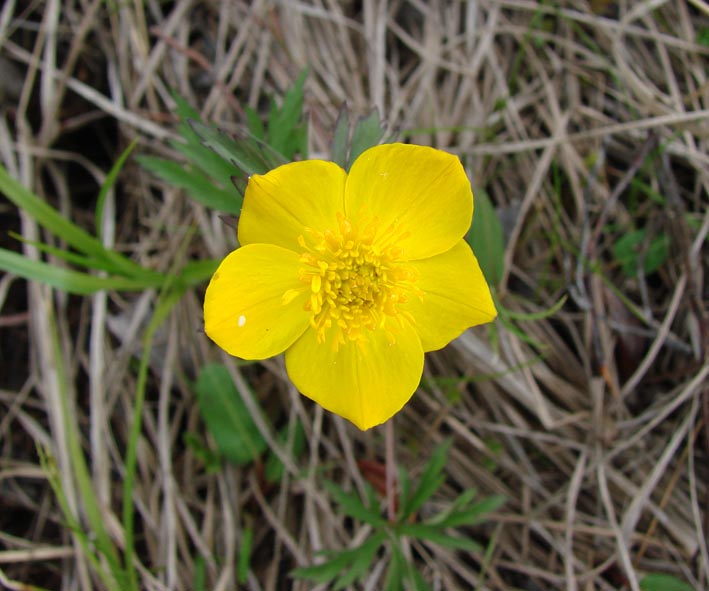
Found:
[330,107,392,170]
[194,363,268,466]
[697,27,709,47]
[137,94,243,213]
[0,148,217,295]
[265,68,309,160]
[237,526,254,584]
[293,440,504,590]
[640,573,696,591]
[138,70,309,213]
[265,421,307,483]
[467,189,505,286]
[612,228,669,277]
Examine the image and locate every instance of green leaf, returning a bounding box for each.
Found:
[400,439,451,519]
[178,259,220,286]
[268,68,308,159]
[0,247,164,295]
[170,95,244,185]
[192,556,207,591]
[699,27,709,47]
[194,364,268,466]
[424,488,478,526]
[384,543,405,591]
[428,494,505,528]
[405,560,431,591]
[291,549,356,584]
[0,164,155,280]
[237,526,253,584]
[96,139,137,240]
[467,189,505,286]
[397,523,482,552]
[137,155,241,213]
[640,574,696,591]
[612,229,669,277]
[245,106,266,140]
[265,421,306,483]
[333,533,385,590]
[330,108,350,168]
[324,480,387,527]
[347,109,388,169]
[500,295,567,321]
[183,432,222,473]
[8,231,128,274]
[189,121,286,176]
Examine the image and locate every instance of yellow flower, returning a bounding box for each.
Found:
[204,143,496,430]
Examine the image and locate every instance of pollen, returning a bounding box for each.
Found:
[291,213,420,349]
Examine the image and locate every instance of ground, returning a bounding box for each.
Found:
[0,2,708,590]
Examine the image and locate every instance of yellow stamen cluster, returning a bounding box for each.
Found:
[284,213,419,349]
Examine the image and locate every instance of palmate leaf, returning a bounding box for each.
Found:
[268,68,308,160]
[330,108,350,168]
[188,121,275,177]
[323,480,387,528]
[427,494,506,529]
[171,94,243,183]
[400,439,451,519]
[292,533,384,586]
[347,109,390,168]
[384,542,431,591]
[138,156,241,214]
[397,523,482,552]
[329,107,393,170]
[332,533,385,590]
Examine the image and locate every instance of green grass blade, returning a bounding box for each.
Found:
[7,231,128,274]
[0,165,157,280]
[122,286,186,590]
[96,140,137,241]
[178,258,220,285]
[0,248,164,294]
[237,526,253,584]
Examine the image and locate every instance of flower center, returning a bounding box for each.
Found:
[284,213,419,349]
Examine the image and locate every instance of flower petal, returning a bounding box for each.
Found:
[285,321,424,430]
[238,160,347,251]
[345,143,473,260]
[204,244,310,359]
[406,240,496,352]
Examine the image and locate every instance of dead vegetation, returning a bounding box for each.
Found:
[1,1,708,590]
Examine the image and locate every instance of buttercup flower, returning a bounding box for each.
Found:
[204,143,496,430]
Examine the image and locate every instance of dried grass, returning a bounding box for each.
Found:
[1,1,708,590]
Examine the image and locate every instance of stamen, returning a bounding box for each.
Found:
[288,214,420,349]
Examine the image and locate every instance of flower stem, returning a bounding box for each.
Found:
[385,418,396,522]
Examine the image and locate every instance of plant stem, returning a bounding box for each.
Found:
[385,418,396,522]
